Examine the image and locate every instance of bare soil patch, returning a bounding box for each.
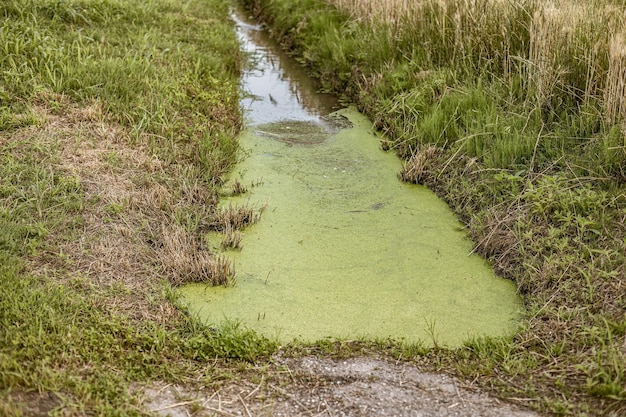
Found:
[2,391,62,417]
[142,354,541,417]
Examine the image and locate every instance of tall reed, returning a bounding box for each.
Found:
[605,32,626,125]
[329,0,534,75]
[327,0,626,125]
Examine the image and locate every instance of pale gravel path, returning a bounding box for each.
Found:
[143,355,541,417]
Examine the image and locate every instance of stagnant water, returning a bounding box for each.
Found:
[180,10,521,346]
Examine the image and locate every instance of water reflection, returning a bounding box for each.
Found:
[232,9,340,125]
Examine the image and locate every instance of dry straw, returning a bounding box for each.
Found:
[210,203,260,231]
[327,0,626,124]
[605,32,626,126]
[220,224,243,250]
[158,223,235,286]
[527,1,608,110]
[528,3,567,109]
[399,145,438,184]
[329,0,411,24]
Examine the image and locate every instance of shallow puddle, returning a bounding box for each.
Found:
[180,9,521,346]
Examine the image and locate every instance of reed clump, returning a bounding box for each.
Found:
[328,0,626,130]
[605,32,626,125]
[398,145,438,184]
[210,203,261,232]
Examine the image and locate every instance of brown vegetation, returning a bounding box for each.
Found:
[20,99,234,322]
[398,145,438,184]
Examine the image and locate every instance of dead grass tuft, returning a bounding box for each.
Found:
[469,206,522,277]
[157,224,235,286]
[231,179,248,196]
[221,225,243,250]
[210,203,261,232]
[398,145,438,184]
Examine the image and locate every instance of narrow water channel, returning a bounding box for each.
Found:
[180,9,521,346]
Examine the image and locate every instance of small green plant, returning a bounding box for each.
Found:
[181,320,277,362]
[424,317,439,349]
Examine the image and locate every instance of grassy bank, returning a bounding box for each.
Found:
[241,0,626,415]
[0,0,275,414]
[3,0,625,414]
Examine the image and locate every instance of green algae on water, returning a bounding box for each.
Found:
[180,108,521,346]
[254,120,331,145]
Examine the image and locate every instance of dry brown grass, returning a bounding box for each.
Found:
[328,0,414,25]
[398,145,438,184]
[220,225,243,250]
[527,1,612,110]
[210,203,261,232]
[158,224,235,286]
[14,97,234,322]
[231,179,248,196]
[528,3,571,109]
[605,32,626,125]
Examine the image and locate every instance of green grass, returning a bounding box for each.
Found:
[0,0,241,164]
[0,0,277,414]
[2,0,625,414]
[241,0,626,415]
[0,262,275,414]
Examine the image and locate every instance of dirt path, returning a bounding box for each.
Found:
[143,354,540,417]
